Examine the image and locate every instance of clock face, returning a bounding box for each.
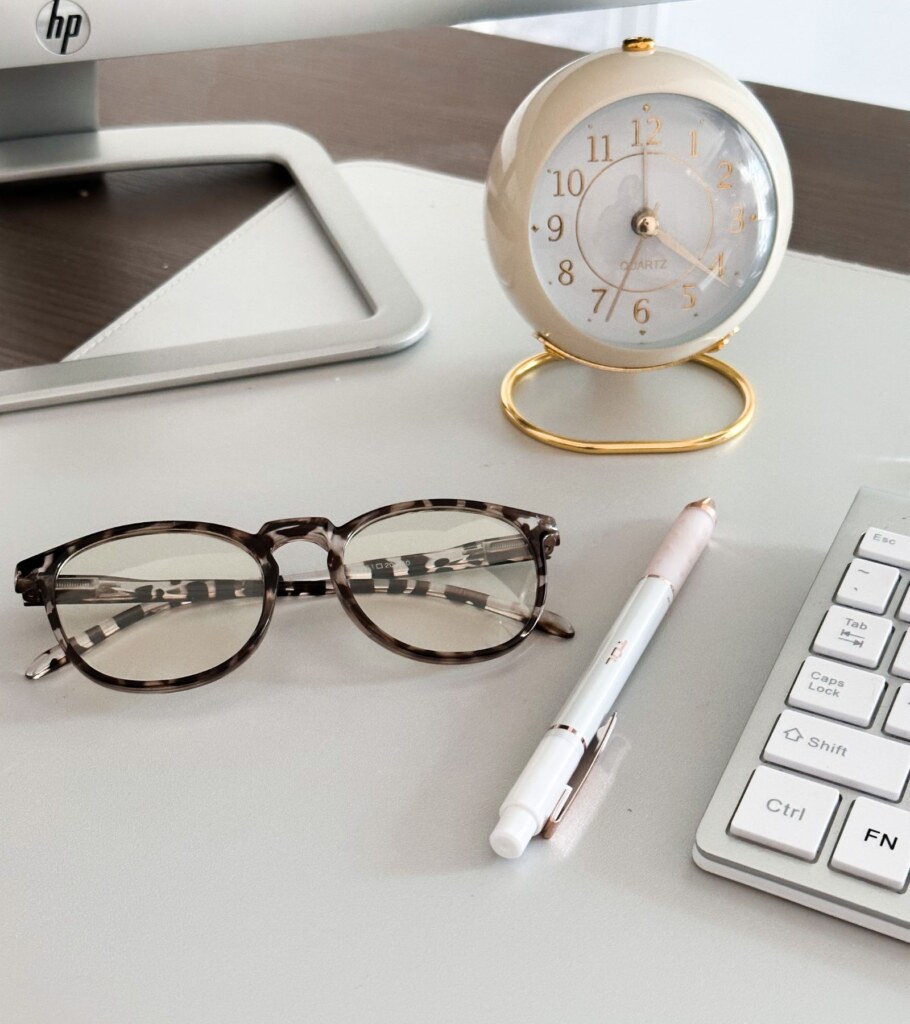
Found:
[528,93,778,351]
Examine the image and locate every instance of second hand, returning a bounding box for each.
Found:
[605,235,645,322]
[605,200,660,323]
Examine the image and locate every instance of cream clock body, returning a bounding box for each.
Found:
[486,41,793,371]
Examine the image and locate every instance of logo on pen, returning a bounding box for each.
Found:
[36,0,90,56]
[607,640,627,663]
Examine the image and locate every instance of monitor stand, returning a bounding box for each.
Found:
[0,63,429,414]
[0,63,98,141]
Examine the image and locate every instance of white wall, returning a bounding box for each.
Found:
[467,0,910,109]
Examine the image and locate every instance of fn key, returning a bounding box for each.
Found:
[730,766,840,861]
[831,799,910,891]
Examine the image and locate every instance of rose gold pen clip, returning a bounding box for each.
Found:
[541,714,617,839]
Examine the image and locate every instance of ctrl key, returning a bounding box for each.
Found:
[729,766,840,861]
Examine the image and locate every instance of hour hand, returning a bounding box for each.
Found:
[653,227,728,286]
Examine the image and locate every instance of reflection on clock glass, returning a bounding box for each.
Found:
[528,93,778,349]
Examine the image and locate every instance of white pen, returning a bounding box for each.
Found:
[490,498,716,859]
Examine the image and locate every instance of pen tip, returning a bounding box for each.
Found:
[685,497,717,522]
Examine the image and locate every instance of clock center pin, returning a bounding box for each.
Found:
[632,209,660,237]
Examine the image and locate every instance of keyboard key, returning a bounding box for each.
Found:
[835,558,899,614]
[892,632,910,680]
[884,683,910,741]
[729,766,839,861]
[899,586,910,624]
[857,527,910,569]
[812,606,893,668]
[763,710,910,801]
[831,798,910,891]
[787,656,885,727]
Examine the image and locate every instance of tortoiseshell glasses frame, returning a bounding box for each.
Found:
[14,499,574,693]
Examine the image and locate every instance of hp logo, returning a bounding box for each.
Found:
[36,0,90,56]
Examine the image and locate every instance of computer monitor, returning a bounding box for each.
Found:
[0,0,665,412]
[0,0,659,141]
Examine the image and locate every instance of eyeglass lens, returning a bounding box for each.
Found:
[342,509,538,654]
[53,532,265,682]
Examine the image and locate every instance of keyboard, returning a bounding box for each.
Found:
[694,487,910,942]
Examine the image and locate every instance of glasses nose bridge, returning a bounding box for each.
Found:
[261,517,335,553]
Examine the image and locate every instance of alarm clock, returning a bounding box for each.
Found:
[485,38,793,454]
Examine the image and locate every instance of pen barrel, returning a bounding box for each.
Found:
[555,576,673,742]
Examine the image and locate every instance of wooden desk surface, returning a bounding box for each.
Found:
[0,27,905,370]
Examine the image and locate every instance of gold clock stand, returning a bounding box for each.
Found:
[500,334,755,455]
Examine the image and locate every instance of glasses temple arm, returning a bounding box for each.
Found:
[339,577,573,638]
[276,573,572,636]
[33,534,544,609]
[342,534,538,580]
[25,577,573,680]
[25,601,187,680]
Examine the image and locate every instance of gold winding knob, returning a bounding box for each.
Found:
[622,37,655,53]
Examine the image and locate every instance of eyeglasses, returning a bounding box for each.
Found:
[15,499,574,693]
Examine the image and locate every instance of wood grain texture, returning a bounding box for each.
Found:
[0,28,905,368]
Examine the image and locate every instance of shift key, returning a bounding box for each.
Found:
[763,710,910,801]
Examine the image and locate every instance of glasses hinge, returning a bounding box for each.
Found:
[15,573,44,604]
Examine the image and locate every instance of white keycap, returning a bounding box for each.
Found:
[812,606,892,668]
[892,632,910,680]
[857,527,910,569]
[729,766,839,861]
[884,683,910,741]
[763,710,910,801]
[831,798,910,891]
[788,656,886,727]
[899,587,910,624]
[836,558,899,614]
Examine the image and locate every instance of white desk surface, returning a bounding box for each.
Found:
[2,163,909,1022]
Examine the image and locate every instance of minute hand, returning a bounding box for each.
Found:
[653,227,729,287]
